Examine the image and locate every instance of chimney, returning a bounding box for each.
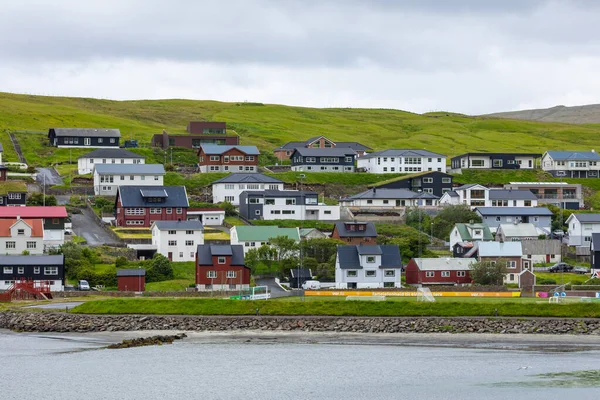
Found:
[373,187,376,194]
[16,215,20,220]
[469,219,474,224]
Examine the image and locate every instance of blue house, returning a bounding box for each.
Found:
[290,148,356,173]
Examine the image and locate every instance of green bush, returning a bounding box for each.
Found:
[115,256,129,268]
[537,278,557,285]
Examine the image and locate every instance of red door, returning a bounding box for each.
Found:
[168,252,173,261]
[546,254,550,263]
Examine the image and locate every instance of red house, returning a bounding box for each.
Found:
[195,244,250,291]
[151,122,239,150]
[115,186,189,227]
[405,258,475,285]
[198,145,260,173]
[117,268,146,292]
[331,221,377,245]
[0,165,7,181]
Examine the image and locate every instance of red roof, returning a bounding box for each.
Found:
[0,206,68,219]
[0,219,43,237]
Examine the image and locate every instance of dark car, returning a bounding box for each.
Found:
[548,263,574,273]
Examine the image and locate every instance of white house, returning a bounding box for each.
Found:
[151,220,204,262]
[0,218,44,255]
[448,223,493,251]
[357,149,447,174]
[230,226,300,255]
[542,150,600,178]
[566,213,600,247]
[335,244,403,289]
[440,185,538,209]
[211,173,284,206]
[450,153,541,173]
[239,190,341,221]
[521,240,562,264]
[78,148,145,175]
[187,208,226,226]
[93,164,165,196]
[341,188,439,209]
[495,223,540,242]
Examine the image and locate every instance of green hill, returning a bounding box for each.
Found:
[1,91,600,167]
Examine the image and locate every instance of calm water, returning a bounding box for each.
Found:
[1,330,600,400]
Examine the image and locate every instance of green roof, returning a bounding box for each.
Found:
[0,181,27,195]
[235,226,300,242]
[455,223,493,241]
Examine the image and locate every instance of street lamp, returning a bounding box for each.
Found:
[298,174,306,292]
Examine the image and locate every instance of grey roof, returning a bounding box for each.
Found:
[200,144,260,155]
[289,268,313,278]
[94,164,165,175]
[243,190,318,197]
[79,148,145,159]
[569,213,600,223]
[545,151,600,161]
[196,244,246,266]
[455,183,485,190]
[117,186,189,208]
[446,191,459,198]
[49,128,121,137]
[153,221,204,231]
[0,255,64,266]
[488,189,537,200]
[591,233,600,251]
[521,240,561,255]
[292,147,356,157]
[337,245,402,269]
[478,241,523,257]
[361,149,445,159]
[475,207,553,216]
[333,221,377,237]
[117,268,146,277]
[274,137,371,151]
[212,173,283,184]
[453,152,542,158]
[344,188,438,200]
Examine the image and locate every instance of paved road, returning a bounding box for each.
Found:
[55,195,71,205]
[25,302,84,310]
[255,278,297,298]
[36,167,63,186]
[71,208,120,246]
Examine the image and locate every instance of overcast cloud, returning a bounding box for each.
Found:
[0,0,599,114]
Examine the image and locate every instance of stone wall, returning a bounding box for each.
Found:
[1,312,599,334]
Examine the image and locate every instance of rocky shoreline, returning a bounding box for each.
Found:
[1,311,600,335]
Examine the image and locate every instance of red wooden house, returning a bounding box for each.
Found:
[117,268,146,292]
[331,221,377,245]
[195,244,250,291]
[405,258,476,285]
[114,186,189,227]
[198,145,260,173]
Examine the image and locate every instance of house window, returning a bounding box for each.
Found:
[186,230,194,235]
[285,199,296,205]
[166,208,172,214]
[98,138,103,143]
[366,256,375,263]
[224,184,235,190]
[141,176,145,181]
[425,271,435,277]
[185,240,194,246]
[3,267,12,274]
[176,208,183,214]
[365,270,376,277]
[224,196,235,202]
[168,240,177,246]
[17,229,25,235]
[495,217,501,222]
[367,200,373,204]
[27,242,36,249]
[125,208,145,215]
[179,252,184,258]
[457,271,466,277]
[442,178,451,183]
[34,267,40,274]
[210,156,220,161]
[8,193,21,200]
[524,201,531,206]
[441,271,450,277]
[44,267,58,275]
[130,175,134,180]
[121,175,125,180]
[190,252,195,258]
[493,159,503,167]
[384,270,395,277]
[249,198,260,204]
[506,261,517,269]
[90,159,94,164]
[265,199,275,205]
[150,208,162,214]
[218,257,226,264]
[168,230,176,235]
[346,270,358,277]
[423,178,433,183]
[471,160,484,167]
[207,271,217,278]
[6,242,15,249]
[227,271,237,278]
[345,156,353,163]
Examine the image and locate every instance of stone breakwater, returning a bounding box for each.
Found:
[1,312,600,335]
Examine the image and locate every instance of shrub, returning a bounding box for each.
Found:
[537,278,557,285]
[115,256,129,268]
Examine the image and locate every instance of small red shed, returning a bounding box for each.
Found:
[405,258,475,286]
[117,268,146,292]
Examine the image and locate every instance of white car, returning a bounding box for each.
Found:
[302,280,321,290]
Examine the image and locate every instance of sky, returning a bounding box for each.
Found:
[0,0,599,114]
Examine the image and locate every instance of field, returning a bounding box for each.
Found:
[70,297,600,317]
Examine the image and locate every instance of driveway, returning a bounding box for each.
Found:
[71,208,120,246]
[55,195,71,205]
[36,167,63,186]
[255,278,296,298]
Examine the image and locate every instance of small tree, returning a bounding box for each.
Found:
[27,193,57,206]
[147,253,173,282]
[219,201,237,216]
[469,260,508,286]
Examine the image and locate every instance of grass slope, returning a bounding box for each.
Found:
[2,92,600,165]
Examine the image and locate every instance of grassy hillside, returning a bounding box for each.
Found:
[2,92,600,166]
[484,104,600,124]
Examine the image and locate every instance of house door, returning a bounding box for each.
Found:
[546,254,551,263]
[396,200,401,207]
[84,138,91,146]
[528,160,532,168]
[168,252,173,261]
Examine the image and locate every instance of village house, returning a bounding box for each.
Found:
[474,207,553,233]
[369,171,453,197]
[152,122,240,149]
[357,149,447,174]
[590,233,600,272]
[0,206,69,248]
[440,185,538,209]
[115,186,189,228]
[48,128,120,148]
[198,144,260,173]
[565,213,600,247]
[495,223,541,242]
[450,152,541,173]
[0,182,27,206]
[335,244,403,289]
[230,226,300,255]
[341,188,439,210]
[117,269,146,292]
[503,182,583,210]
[0,254,65,292]
[78,148,145,175]
[448,223,493,251]
[405,258,476,286]
[331,221,377,245]
[151,220,204,262]
[211,173,284,206]
[273,136,370,161]
[542,150,600,178]
[521,240,562,264]
[238,190,340,221]
[290,147,357,173]
[186,208,225,226]
[0,218,44,255]
[195,244,250,291]
[476,241,535,287]
[300,227,328,240]
[93,164,165,196]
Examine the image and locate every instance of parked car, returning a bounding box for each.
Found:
[302,280,321,290]
[548,263,574,273]
[78,280,90,291]
[573,267,590,274]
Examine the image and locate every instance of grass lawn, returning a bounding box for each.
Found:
[71,297,600,317]
[224,216,246,226]
[112,228,152,239]
[146,262,195,291]
[535,272,594,286]
[204,229,230,240]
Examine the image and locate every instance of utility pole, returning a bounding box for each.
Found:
[298,174,306,293]
[417,190,423,258]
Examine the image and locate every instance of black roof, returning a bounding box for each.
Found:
[196,244,246,266]
[49,128,121,138]
[333,221,377,237]
[337,245,402,269]
[117,268,146,277]
[212,173,284,184]
[242,190,318,197]
[289,268,313,278]
[274,136,371,151]
[79,148,145,159]
[452,152,542,159]
[0,255,64,266]
[292,147,357,157]
[117,186,189,208]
